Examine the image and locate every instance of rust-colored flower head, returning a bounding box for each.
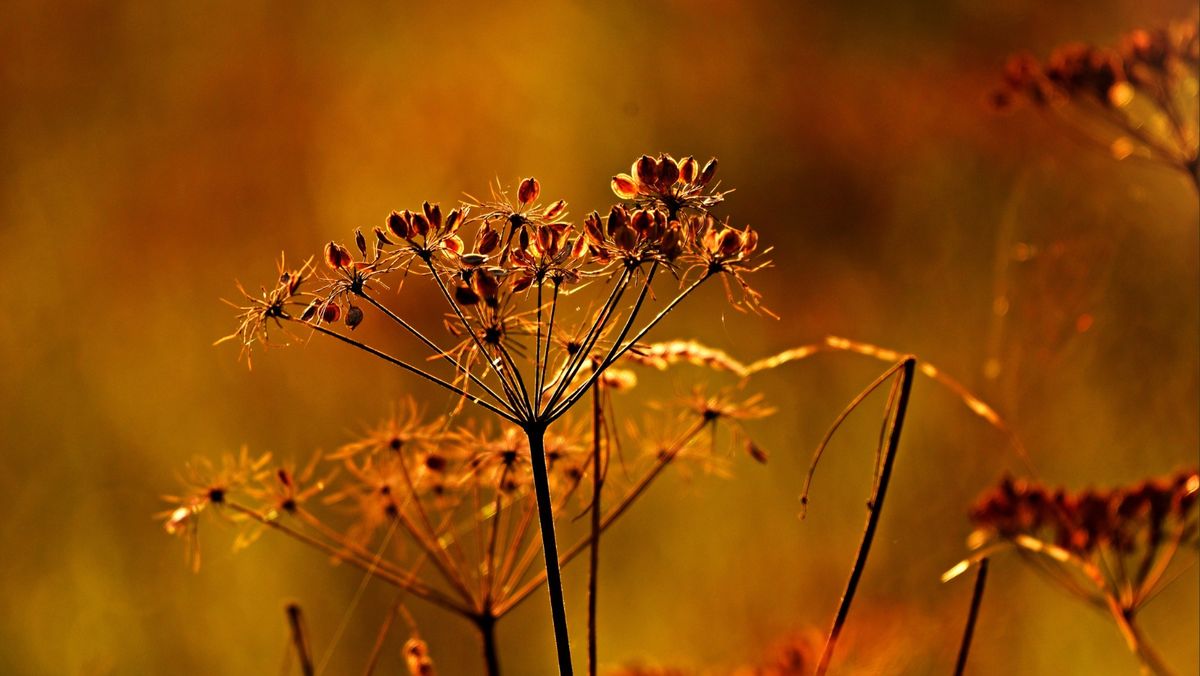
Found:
[611,153,725,217]
[992,16,1199,185]
[954,468,1200,618]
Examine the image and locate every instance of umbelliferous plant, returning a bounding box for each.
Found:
[944,469,1200,675]
[992,15,1199,190]
[167,153,772,674]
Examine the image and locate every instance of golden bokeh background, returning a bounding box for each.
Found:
[1,1,1197,674]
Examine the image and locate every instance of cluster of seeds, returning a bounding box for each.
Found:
[992,15,1199,184]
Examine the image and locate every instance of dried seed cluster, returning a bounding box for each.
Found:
[993,15,1199,183]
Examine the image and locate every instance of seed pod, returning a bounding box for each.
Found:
[472,268,500,300]
[387,210,410,239]
[461,252,487,267]
[742,228,759,254]
[300,299,320,322]
[583,211,605,245]
[512,274,534,293]
[518,177,540,205]
[657,154,680,187]
[718,228,742,256]
[345,305,364,330]
[660,227,683,261]
[354,228,368,256]
[444,208,463,233]
[746,440,768,464]
[423,202,441,229]
[536,225,558,255]
[324,241,352,269]
[442,235,464,254]
[634,154,658,186]
[478,227,500,255]
[320,302,341,323]
[570,234,588,259]
[543,199,567,221]
[374,226,394,247]
[679,156,699,183]
[411,212,431,238]
[698,157,718,186]
[630,209,653,235]
[614,225,638,251]
[611,174,638,199]
[606,205,628,235]
[454,283,481,305]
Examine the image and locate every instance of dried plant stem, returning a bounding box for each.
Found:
[226,503,470,615]
[544,270,632,406]
[550,268,714,421]
[497,418,709,616]
[587,369,603,676]
[1105,597,1174,676]
[478,614,502,676]
[359,292,511,410]
[525,423,575,674]
[362,595,405,676]
[953,558,989,676]
[300,320,520,424]
[285,603,315,676]
[814,357,915,676]
[423,258,532,418]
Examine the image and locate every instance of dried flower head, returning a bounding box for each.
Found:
[992,15,1199,186]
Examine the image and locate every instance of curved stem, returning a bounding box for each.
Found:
[814,358,915,676]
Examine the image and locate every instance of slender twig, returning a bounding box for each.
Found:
[299,319,520,424]
[285,603,315,676]
[953,558,989,676]
[814,358,915,675]
[226,502,470,615]
[799,359,909,516]
[362,594,404,676]
[359,292,512,412]
[423,257,532,419]
[587,365,604,676]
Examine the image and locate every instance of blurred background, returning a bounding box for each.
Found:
[1,1,1197,674]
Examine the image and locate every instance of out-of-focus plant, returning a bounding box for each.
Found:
[993,15,1200,190]
[944,469,1200,675]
